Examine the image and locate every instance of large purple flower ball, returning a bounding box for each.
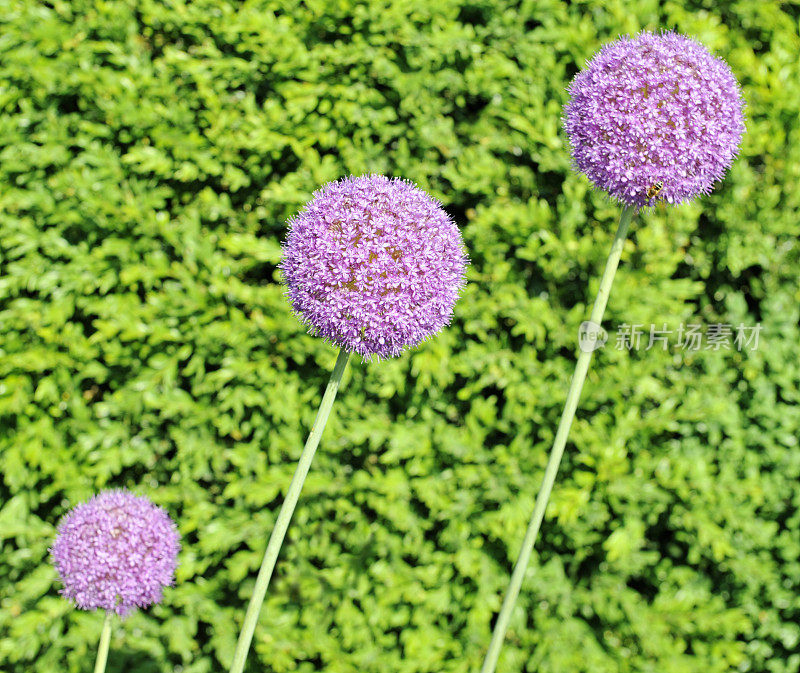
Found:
[564,31,745,207]
[281,175,467,360]
[50,490,180,616]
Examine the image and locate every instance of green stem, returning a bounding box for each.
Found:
[480,205,635,673]
[229,347,351,673]
[93,611,112,673]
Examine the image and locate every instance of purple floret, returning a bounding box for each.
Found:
[281,175,468,360]
[50,489,180,616]
[564,31,745,207]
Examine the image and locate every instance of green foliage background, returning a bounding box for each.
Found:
[1,0,799,671]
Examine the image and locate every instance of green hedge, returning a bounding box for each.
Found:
[1,0,799,671]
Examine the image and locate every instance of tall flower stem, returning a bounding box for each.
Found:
[229,347,351,673]
[93,611,112,673]
[480,205,635,673]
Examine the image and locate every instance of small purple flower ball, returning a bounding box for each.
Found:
[564,31,745,207]
[281,175,467,360]
[50,489,180,616]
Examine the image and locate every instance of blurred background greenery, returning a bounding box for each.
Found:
[1,0,799,671]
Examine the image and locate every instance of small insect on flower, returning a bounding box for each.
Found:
[646,181,664,200]
[563,31,745,206]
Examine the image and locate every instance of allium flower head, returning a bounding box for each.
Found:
[564,31,745,207]
[281,175,467,359]
[50,489,180,616]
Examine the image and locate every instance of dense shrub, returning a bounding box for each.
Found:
[1,1,799,672]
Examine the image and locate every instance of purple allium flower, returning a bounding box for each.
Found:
[50,489,180,616]
[564,31,745,207]
[281,175,467,360]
